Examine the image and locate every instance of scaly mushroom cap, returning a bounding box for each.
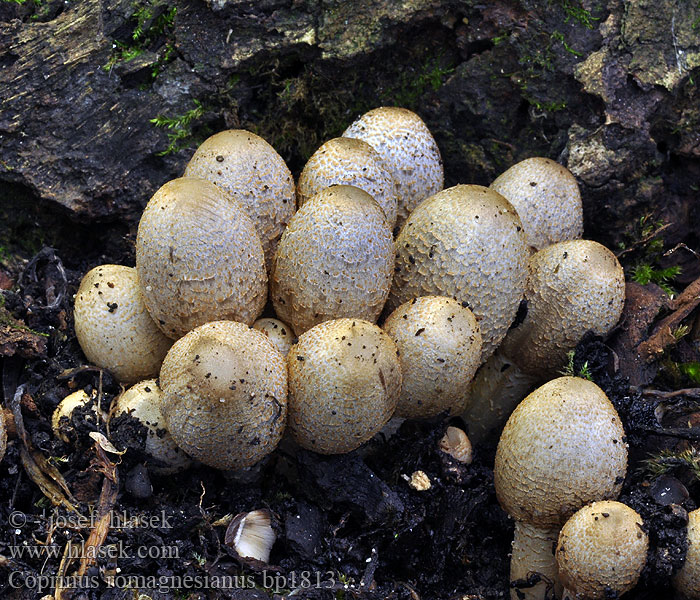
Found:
[556,501,648,600]
[271,185,395,336]
[252,318,296,357]
[383,296,482,418]
[74,265,173,383]
[184,130,295,269]
[342,106,443,228]
[288,318,401,454]
[495,377,628,530]
[490,157,583,251]
[111,379,192,474]
[674,508,700,599]
[388,184,528,361]
[159,320,287,470]
[136,177,267,339]
[297,137,398,230]
[499,239,625,379]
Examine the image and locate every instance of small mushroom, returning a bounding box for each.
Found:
[252,318,296,357]
[556,501,648,600]
[52,390,105,444]
[225,509,276,564]
[73,265,173,384]
[494,377,628,600]
[159,320,287,470]
[490,157,583,252]
[438,426,473,465]
[287,318,401,454]
[674,508,700,599]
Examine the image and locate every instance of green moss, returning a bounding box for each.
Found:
[641,448,700,481]
[631,263,681,295]
[149,99,207,156]
[556,0,599,29]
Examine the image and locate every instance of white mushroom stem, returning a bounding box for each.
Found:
[510,521,560,600]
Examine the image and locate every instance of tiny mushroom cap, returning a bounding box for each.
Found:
[110,379,192,474]
[52,390,105,444]
[297,137,398,230]
[271,185,395,336]
[288,318,401,454]
[556,500,648,600]
[136,177,267,339]
[225,509,276,564]
[252,318,296,357]
[159,320,287,470]
[387,184,528,362]
[438,426,473,465]
[342,106,443,229]
[490,157,583,252]
[674,508,700,599]
[73,265,173,384]
[382,296,482,418]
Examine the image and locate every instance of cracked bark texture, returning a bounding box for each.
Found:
[0,0,698,250]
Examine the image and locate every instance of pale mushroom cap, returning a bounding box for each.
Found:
[184,129,296,270]
[383,296,482,418]
[159,320,287,470]
[556,500,648,600]
[111,379,192,474]
[388,184,528,362]
[343,106,444,228]
[52,390,102,444]
[495,377,628,529]
[270,185,395,336]
[438,426,473,464]
[287,318,401,454]
[252,318,296,357]
[499,239,625,378]
[74,265,173,384]
[674,508,700,599]
[136,177,267,339]
[490,157,583,251]
[297,137,399,230]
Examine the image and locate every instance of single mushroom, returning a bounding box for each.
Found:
[438,426,473,465]
[252,318,296,357]
[387,184,528,362]
[490,157,583,252]
[463,239,625,442]
[674,508,700,599]
[184,129,296,270]
[382,295,482,418]
[73,264,173,384]
[287,318,401,454]
[556,500,648,600]
[297,136,398,230]
[159,320,287,470]
[52,390,106,444]
[494,376,628,600]
[136,177,267,339]
[271,185,395,336]
[342,106,443,229]
[225,509,277,564]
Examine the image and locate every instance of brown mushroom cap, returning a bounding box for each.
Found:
[184,129,296,269]
[387,184,528,361]
[287,318,401,454]
[383,296,482,418]
[556,500,648,600]
[271,185,395,336]
[111,379,192,474]
[495,376,628,529]
[252,318,296,357]
[343,106,443,229]
[74,265,173,383]
[297,137,398,230]
[674,508,700,599]
[490,157,583,251]
[159,320,287,470]
[136,177,267,339]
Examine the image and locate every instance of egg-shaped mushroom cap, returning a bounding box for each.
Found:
[111,379,192,474]
[495,377,628,530]
[383,296,482,418]
[288,318,401,454]
[490,157,583,252]
[184,129,296,270]
[674,508,700,599]
[271,185,395,336]
[499,239,625,378]
[297,137,398,230]
[387,184,528,362]
[343,107,443,229]
[252,318,296,357]
[74,265,173,384]
[556,500,648,600]
[136,177,267,339]
[159,320,287,470]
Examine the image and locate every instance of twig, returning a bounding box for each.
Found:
[640,387,700,399]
